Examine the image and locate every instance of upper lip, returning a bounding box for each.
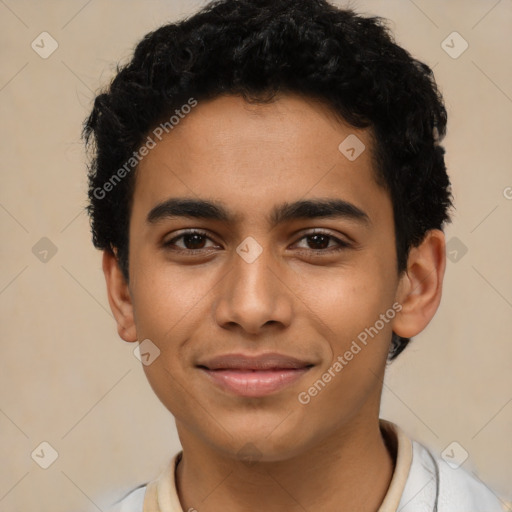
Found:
[198,352,314,371]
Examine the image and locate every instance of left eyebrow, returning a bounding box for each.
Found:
[269,198,371,228]
[146,197,371,228]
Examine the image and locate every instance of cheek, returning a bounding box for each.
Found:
[129,252,218,342]
[294,261,396,348]
[291,262,396,408]
[128,257,220,403]
[131,266,205,422]
[294,276,393,431]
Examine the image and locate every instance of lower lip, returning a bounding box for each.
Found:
[200,368,311,397]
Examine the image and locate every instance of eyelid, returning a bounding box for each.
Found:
[292,227,352,244]
[163,228,352,252]
[291,229,352,252]
[163,229,218,247]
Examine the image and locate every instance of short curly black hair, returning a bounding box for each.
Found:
[83,0,453,361]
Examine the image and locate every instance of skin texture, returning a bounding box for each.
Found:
[103,93,446,511]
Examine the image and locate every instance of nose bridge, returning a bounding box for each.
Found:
[214,236,292,332]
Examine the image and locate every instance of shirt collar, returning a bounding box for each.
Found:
[146,418,414,512]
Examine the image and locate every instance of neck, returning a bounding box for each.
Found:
[175,416,395,512]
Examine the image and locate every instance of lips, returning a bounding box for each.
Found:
[197,353,314,397]
[198,352,313,370]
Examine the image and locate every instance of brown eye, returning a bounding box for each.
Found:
[294,231,351,252]
[180,233,207,249]
[305,234,331,250]
[163,230,218,251]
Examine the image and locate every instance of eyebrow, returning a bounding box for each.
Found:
[146,197,371,228]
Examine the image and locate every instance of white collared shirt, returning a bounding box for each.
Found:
[109,420,509,512]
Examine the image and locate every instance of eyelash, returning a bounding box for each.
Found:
[162,229,352,255]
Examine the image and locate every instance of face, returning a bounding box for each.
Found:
[121,93,405,460]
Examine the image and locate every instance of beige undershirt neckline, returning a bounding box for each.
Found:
[143,419,413,512]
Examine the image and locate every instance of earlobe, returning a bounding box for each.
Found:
[392,230,446,339]
[102,250,138,343]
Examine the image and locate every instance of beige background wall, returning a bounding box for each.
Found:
[1,0,511,510]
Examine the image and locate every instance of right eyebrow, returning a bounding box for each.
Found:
[146,197,235,224]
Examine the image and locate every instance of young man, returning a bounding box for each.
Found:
[83,1,508,510]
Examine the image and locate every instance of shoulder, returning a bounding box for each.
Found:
[403,439,508,512]
[106,484,147,512]
[105,452,183,512]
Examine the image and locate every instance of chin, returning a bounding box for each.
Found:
[208,420,317,463]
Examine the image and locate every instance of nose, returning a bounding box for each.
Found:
[213,240,293,335]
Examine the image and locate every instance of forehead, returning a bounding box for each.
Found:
[131,93,390,227]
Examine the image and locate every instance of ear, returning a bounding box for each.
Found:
[392,229,446,338]
[102,249,138,343]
